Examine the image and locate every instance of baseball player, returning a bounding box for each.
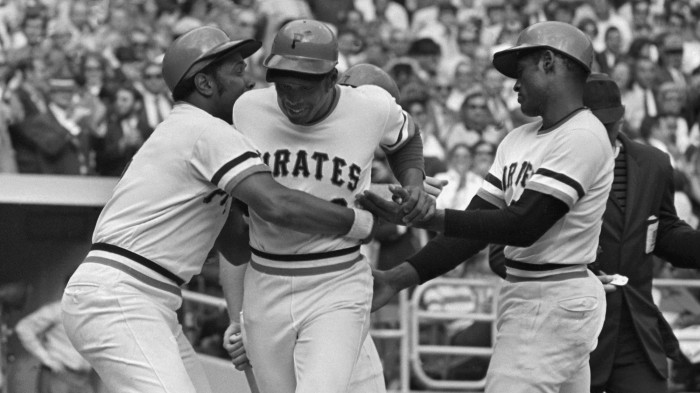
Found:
[359,21,613,393]
[60,26,381,393]
[220,19,432,393]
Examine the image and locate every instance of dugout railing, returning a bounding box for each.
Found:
[184,277,700,393]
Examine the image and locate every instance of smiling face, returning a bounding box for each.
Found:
[271,73,336,125]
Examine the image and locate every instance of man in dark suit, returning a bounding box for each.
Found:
[490,72,700,392]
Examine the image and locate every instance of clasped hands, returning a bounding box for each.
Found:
[358,177,446,226]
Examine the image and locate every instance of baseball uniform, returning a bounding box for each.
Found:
[232,84,413,393]
[479,109,612,392]
[61,103,270,393]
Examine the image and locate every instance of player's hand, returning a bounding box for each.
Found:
[371,268,401,312]
[356,189,405,226]
[223,322,251,371]
[597,275,617,293]
[424,177,447,198]
[392,185,436,224]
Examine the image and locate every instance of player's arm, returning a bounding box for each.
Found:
[15,304,63,370]
[384,117,434,224]
[370,190,569,310]
[230,172,374,240]
[653,158,700,267]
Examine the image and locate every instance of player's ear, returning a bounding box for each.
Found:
[541,50,556,74]
[193,73,214,96]
[326,69,339,88]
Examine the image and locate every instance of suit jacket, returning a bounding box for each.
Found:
[589,132,700,385]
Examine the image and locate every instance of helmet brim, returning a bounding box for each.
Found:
[182,39,262,82]
[492,44,591,79]
[263,53,337,75]
[492,44,546,78]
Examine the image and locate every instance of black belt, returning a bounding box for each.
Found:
[505,258,579,272]
[90,243,185,286]
[506,270,589,283]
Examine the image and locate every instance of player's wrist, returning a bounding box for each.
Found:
[347,208,375,240]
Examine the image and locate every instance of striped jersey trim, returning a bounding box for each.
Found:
[484,173,502,190]
[83,256,182,296]
[535,168,585,198]
[384,112,409,150]
[211,151,260,185]
[249,245,362,273]
[90,243,185,286]
[250,255,362,276]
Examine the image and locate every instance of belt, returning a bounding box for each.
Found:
[506,270,589,283]
[83,256,182,296]
[249,245,362,276]
[505,258,576,272]
[90,243,185,286]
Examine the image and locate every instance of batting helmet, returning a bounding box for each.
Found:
[338,63,401,101]
[492,21,593,79]
[263,19,338,75]
[162,26,261,93]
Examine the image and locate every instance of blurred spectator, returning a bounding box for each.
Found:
[354,0,409,31]
[682,21,700,76]
[628,35,659,62]
[135,59,172,130]
[610,60,634,96]
[0,50,23,173]
[595,26,626,74]
[434,143,483,211]
[471,140,497,178]
[414,2,460,66]
[622,56,658,136]
[15,274,96,393]
[94,84,151,176]
[637,115,676,165]
[444,90,505,151]
[13,6,50,63]
[44,19,79,78]
[445,59,480,113]
[482,65,513,132]
[628,0,654,37]
[406,37,442,80]
[480,0,507,48]
[574,0,633,53]
[402,95,446,177]
[655,32,688,88]
[337,27,365,72]
[577,16,600,44]
[10,70,95,175]
[656,82,696,158]
[384,26,412,59]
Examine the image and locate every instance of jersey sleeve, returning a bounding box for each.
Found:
[476,143,507,208]
[525,128,610,208]
[191,122,270,194]
[377,90,417,153]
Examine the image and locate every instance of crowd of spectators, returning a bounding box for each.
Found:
[3,0,700,388]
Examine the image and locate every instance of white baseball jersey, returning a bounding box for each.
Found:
[478,109,613,271]
[233,84,414,255]
[92,103,269,282]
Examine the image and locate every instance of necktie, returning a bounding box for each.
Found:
[612,144,627,211]
[645,89,657,117]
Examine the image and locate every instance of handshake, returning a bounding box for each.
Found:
[356,176,447,227]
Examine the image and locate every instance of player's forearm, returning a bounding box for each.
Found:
[219,258,247,321]
[387,132,425,182]
[385,261,422,290]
